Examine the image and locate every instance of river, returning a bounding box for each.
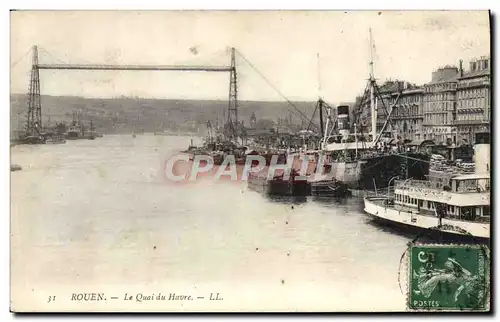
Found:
[10,134,411,312]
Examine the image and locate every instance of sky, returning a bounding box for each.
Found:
[10,11,490,103]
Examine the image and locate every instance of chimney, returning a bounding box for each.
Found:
[470,60,477,72]
[459,59,463,77]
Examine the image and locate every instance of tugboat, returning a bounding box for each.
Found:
[66,124,81,140]
[363,132,490,239]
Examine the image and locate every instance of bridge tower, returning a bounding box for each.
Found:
[227,47,238,141]
[26,45,42,136]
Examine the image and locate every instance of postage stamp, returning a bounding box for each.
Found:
[408,244,490,311]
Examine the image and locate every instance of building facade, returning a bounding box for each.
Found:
[423,66,459,144]
[388,87,424,141]
[351,55,490,146]
[455,56,491,144]
[376,81,424,141]
[377,81,403,135]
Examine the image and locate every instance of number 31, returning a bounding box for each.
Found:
[47,296,56,303]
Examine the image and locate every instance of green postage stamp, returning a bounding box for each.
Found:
[408,244,490,311]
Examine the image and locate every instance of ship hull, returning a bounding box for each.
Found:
[364,197,489,239]
[46,139,66,144]
[247,176,310,196]
[329,153,430,190]
[310,180,351,197]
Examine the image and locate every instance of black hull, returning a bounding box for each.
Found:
[22,137,46,145]
[342,153,430,190]
[247,176,310,196]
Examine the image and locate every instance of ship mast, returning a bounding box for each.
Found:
[369,28,377,144]
[322,106,331,150]
[317,53,325,138]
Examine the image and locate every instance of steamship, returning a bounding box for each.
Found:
[363,132,490,239]
[316,103,429,192]
[312,29,429,191]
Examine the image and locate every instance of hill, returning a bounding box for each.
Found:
[10,94,330,134]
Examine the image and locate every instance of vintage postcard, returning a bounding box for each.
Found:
[10,10,491,312]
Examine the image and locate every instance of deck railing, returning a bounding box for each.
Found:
[364,186,395,198]
[394,179,437,190]
[395,179,490,193]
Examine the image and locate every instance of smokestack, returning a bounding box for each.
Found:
[474,132,490,174]
[459,59,463,77]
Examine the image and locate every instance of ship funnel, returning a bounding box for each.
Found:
[337,105,350,141]
[474,132,490,173]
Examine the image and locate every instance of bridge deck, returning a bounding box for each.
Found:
[36,64,233,72]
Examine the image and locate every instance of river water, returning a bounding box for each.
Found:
[10,134,411,312]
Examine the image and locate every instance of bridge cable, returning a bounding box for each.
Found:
[38,47,68,65]
[235,49,320,131]
[10,46,33,69]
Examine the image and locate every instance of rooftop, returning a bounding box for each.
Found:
[428,75,458,85]
[458,68,490,80]
[428,66,459,85]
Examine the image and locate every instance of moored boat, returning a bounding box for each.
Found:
[22,135,46,144]
[10,164,22,171]
[363,132,490,239]
[363,173,490,239]
[66,126,81,140]
[45,136,67,144]
[247,169,310,196]
[310,178,351,197]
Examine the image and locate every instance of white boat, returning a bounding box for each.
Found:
[364,133,491,239]
[364,174,490,239]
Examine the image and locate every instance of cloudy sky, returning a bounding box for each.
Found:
[10,11,490,103]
